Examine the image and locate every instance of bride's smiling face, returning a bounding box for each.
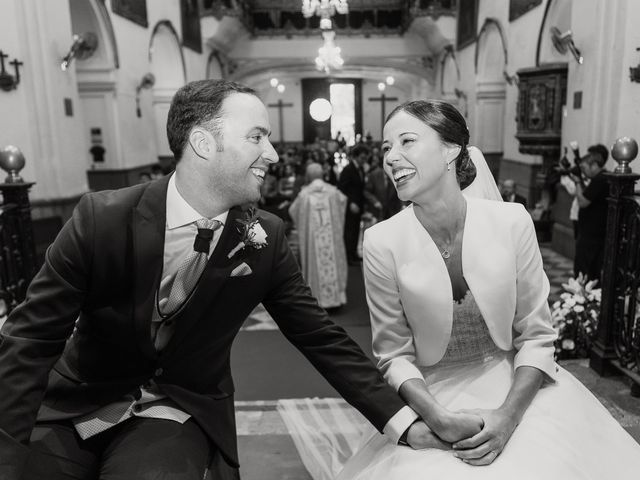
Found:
[381,111,452,202]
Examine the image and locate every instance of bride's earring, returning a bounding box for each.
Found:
[446,158,455,171]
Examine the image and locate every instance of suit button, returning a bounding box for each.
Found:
[155,368,163,377]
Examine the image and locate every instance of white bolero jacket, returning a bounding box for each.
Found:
[362,198,558,392]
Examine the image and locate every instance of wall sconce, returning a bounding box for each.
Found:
[60,32,98,71]
[630,48,640,83]
[135,73,155,117]
[550,27,583,65]
[0,50,24,91]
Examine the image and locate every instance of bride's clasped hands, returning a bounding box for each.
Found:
[450,407,518,466]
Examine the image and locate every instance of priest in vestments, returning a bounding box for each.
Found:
[289,163,348,308]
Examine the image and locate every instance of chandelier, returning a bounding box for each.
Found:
[301,0,349,19]
[315,30,344,74]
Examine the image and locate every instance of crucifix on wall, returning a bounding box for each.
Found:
[267,99,293,146]
[368,91,398,141]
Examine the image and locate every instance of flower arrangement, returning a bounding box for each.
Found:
[551,274,602,359]
[228,207,268,259]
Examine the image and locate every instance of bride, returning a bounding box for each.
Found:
[279,100,640,479]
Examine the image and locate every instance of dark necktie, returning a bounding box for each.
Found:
[154,218,222,349]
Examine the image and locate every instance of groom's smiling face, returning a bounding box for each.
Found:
[209,93,279,206]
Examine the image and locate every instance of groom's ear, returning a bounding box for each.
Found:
[188,128,215,160]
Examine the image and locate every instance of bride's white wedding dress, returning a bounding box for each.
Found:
[279,290,640,480]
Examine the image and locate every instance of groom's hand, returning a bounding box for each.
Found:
[432,411,484,443]
[406,421,451,451]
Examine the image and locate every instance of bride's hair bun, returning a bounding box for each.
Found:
[456,146,476,190]
[387,100,477,189]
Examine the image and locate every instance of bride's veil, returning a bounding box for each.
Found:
[462,146,503,201]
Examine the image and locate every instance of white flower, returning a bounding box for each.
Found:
[562,277,583,295]
[249,222,268,246]
[592,289,602,303]
[560,292,572,300]
[573,305,585,313]
[574,295,586,304]
[564,298,577,307]
[552,301,561,310]
[562,339,575,350]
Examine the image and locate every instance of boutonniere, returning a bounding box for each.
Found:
[227,207,268,259]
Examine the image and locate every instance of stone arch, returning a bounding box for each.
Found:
[439,46,463,109]
[537,0,573,65]
[149,20,187,158]
[474,18,507,155]
[69,0,118,70]
[69,0,119,168]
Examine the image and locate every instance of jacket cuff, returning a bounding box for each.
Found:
[514,348,558,383]
[385,358,425,391]
[382,406,420,444]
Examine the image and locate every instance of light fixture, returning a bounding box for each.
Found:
[277,84,285,93]
[550,27,583,65]
[135,73,155,117]
[270,78,279,87]
[377,82,386,92]
[302,0,348,19]
[309,98,332,122]
[631,47,640,83]
[60,32,99,71]
[315,30,344,74]
[386,76,395,86]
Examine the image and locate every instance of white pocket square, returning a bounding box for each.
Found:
[230,262,252,277]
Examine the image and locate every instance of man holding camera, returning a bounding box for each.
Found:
[569,144,610,281]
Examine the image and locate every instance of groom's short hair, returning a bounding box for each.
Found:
[167,80,257,161]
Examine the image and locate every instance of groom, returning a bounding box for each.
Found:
[0,80,426,479]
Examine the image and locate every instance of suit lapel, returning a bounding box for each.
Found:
[132,176,171,359]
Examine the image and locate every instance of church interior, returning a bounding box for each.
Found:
[1,0,640,478]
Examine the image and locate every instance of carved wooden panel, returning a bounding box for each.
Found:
[515,63,567,155]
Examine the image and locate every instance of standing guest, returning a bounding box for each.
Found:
[289,163,348,309]
[338,144,369,264]
[501,179,527,209]
[364,156,404,221]
[570,144,610,281]
[322,158,338,185]
[0,80,428,480]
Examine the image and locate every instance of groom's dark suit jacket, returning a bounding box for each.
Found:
[0,176,406,476]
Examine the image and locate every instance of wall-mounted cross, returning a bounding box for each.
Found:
[267,99,294,146]
[368,92,398,141]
